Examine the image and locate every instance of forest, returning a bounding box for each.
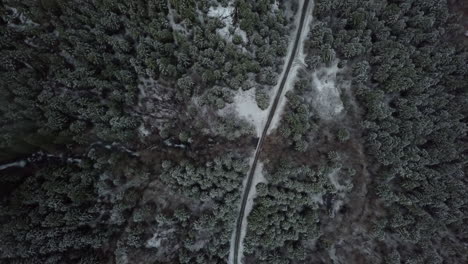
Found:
[0,0,467,263]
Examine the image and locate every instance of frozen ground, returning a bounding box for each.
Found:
[229,161,267,264]
[311,61,345,120]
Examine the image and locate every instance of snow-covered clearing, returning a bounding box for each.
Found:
[208,4,248,43]
[219,88,269,137]
[311,61,345,120]
[268,0,314,133]
[229,160,267,264]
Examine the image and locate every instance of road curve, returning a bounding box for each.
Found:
[232,0,311,263]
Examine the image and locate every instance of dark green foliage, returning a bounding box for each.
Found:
[312,0,468,262]
[244,162,334,263]
[0,1,292,263]
[279,79,315,152]
[255,87,270,110]
[0,151,149,263]
[160,153,248,263]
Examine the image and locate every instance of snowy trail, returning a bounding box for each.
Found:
[229,1,313,263]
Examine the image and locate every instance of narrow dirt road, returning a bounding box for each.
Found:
[231,1,311,263]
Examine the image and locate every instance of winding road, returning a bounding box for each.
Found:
[231,0,311,263]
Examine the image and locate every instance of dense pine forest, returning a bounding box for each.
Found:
[0,0,466,263]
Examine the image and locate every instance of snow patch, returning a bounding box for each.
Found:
[221,88,269,137]
[229,161,267,264]
[311,61,345,120]
[328,242,342,264]
[5,6,39,29]
[327,168,347,193]
[138,123,151,137]
[272,0,280,11]
[67,158,82,164]
[208,4,248,43]
[236,29,248,43]
[167,6,187,33]
[0,160,27,171]
[310,192,324,205]
[163,139,186,149]
[146,234,161,248]
[208,5,234,39]
[331,199,344,218]
[208,5,234,21]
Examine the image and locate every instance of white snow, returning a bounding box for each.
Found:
[327,168,354,218]
[208,5,234,20]
[5,6,39,29]
[67,158,82,164]
[328,242,342,264]
[327,168,346,192]
[208,5,234,24]
[236,29,248,43]
[310,192,324,205]
[311,61,345,120]
[163,139,187,149]
[0,160,27,171]
[229,161,267,264]
[208,4,248,43]
[208,5,234,39]
[272,0,280,11]
[268,0,314,133]
[167,5,187,34]
[138,123,151,137]
[146,234,161,248]
[223,88,269,137]
[331,199,344,218]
